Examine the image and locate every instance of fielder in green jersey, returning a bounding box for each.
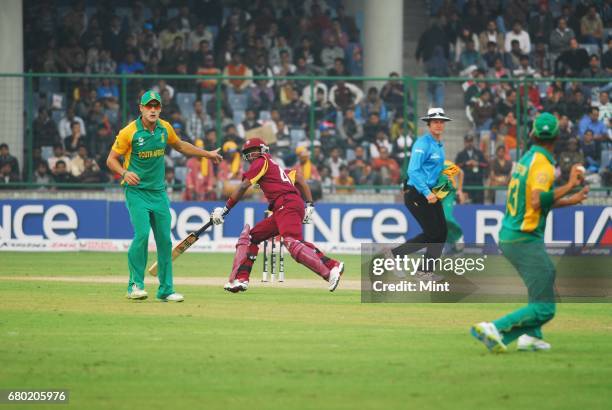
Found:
[106,90,222,302]
[439,160,465,253]
[471,112,589,353]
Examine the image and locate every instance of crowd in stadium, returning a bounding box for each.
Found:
[418,0,611,201]
[1,0,611,202]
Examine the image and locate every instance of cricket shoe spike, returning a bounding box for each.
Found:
[159,293,184,302]
[328,262,344,292]
[517,335,551,351]
[126,284,148,300]
[224,279,249,293]
[470,322,507,353]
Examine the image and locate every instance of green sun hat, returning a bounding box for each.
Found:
[140,90,162,106]
[532,112,559,139]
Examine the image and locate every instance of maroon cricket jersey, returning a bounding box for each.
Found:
[243,154,300,204]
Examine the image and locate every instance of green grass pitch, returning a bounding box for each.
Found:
[1,252,611,410]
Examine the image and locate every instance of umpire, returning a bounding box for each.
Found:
[392,107,452,280]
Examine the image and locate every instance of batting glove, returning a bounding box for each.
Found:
[303,202,314,224]
[211,206,228,225]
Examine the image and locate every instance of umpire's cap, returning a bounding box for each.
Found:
[420,107,452,122]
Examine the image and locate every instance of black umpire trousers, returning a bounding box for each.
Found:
[392,186,448,271]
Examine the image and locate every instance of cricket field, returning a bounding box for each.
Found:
[1,252,611,410]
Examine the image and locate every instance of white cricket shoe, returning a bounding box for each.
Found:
[414,270,444,282]
[224,280,249,293]
[517,335,551,351]
[160,293,184,302]
[328,262,344,292]
[470,322,508,353]
[126,285,148,300]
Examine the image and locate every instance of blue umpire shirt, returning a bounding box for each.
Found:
[407,133,445,197]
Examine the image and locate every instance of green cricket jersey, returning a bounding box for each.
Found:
[500,145,556,242]
[111,117,179,191]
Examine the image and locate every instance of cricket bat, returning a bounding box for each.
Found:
[148,220,213,276]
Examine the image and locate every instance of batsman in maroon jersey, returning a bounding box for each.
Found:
[211,138,344,293]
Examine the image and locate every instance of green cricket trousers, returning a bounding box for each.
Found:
[441,191,463,245]
[125,187,174,298]
[493,241,556,344]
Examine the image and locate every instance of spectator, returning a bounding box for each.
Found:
[250,79,275,112]
[416,18,449,64]
[348,145,368,180]
[529,40,552,74]
[58,107,86,141]
[79,157,106,183]
[196,54,221,94]
[161,37,189,73]
[0,162,19,186]
[48,143,72,175]
[334,164,355,193]
[191,39,213,70]
[504,20,531,55]
[555,38,589,77]
[187,22,213,52]
[338,108,365,152]
[117,51,145,74]
[372,146,400,184]
[459,38,485,74]
[164,167,181,194]
[454,27,480,65]
[369,130,393,159]
[272,50,297,82]
[184,139,216,201]
[499,111,518,156]
[471,89,496,133]
[312,88,333,123]
[329,80,364,112]
[327,57,349,77]
[63,121,86,155]
[578,107,607,141]
[580,5,604,45]
[581,130,600,173]
[293,146,321,182]
[363,112,389,142]
[0,143,20,176]
[527,2,554,41]
[217,141,243,181]
[223,52,253,93]
[455,134,488,204]
[479,20,504,54]
[513,54,538,78]
[324,18,349,49]
[488,145,512,203]
[603,38,612,72]
[555,115,577,155]
[580,54,606,79]
[326,147,347,179]
[70,144,92,178]
[294,36,321,68]
[380,72,409,115]
[269,35,293,69]
[302,80,328,106]
[355,87,388,123]
[592,91,612,122]
[251,54,274,88]
[159,19,184,50]
[549,17,575,57]
[52,160,75,185]
[483,41,505,69]
[347,44,363,76]
[557,138,584,183]
[75,89,98,120]
[566,89,589,123]
[186,100,210,142]
[33,161,52,185]
[489,56,511,78]
[32,107,61,147]
[87,100,113,156]
[543,88,568,117]
[281,88,308,128]
[425,46,450,108]
[320,35,345,70]
[507,39,524,70]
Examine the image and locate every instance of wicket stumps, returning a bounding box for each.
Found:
[262,236,285,282]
